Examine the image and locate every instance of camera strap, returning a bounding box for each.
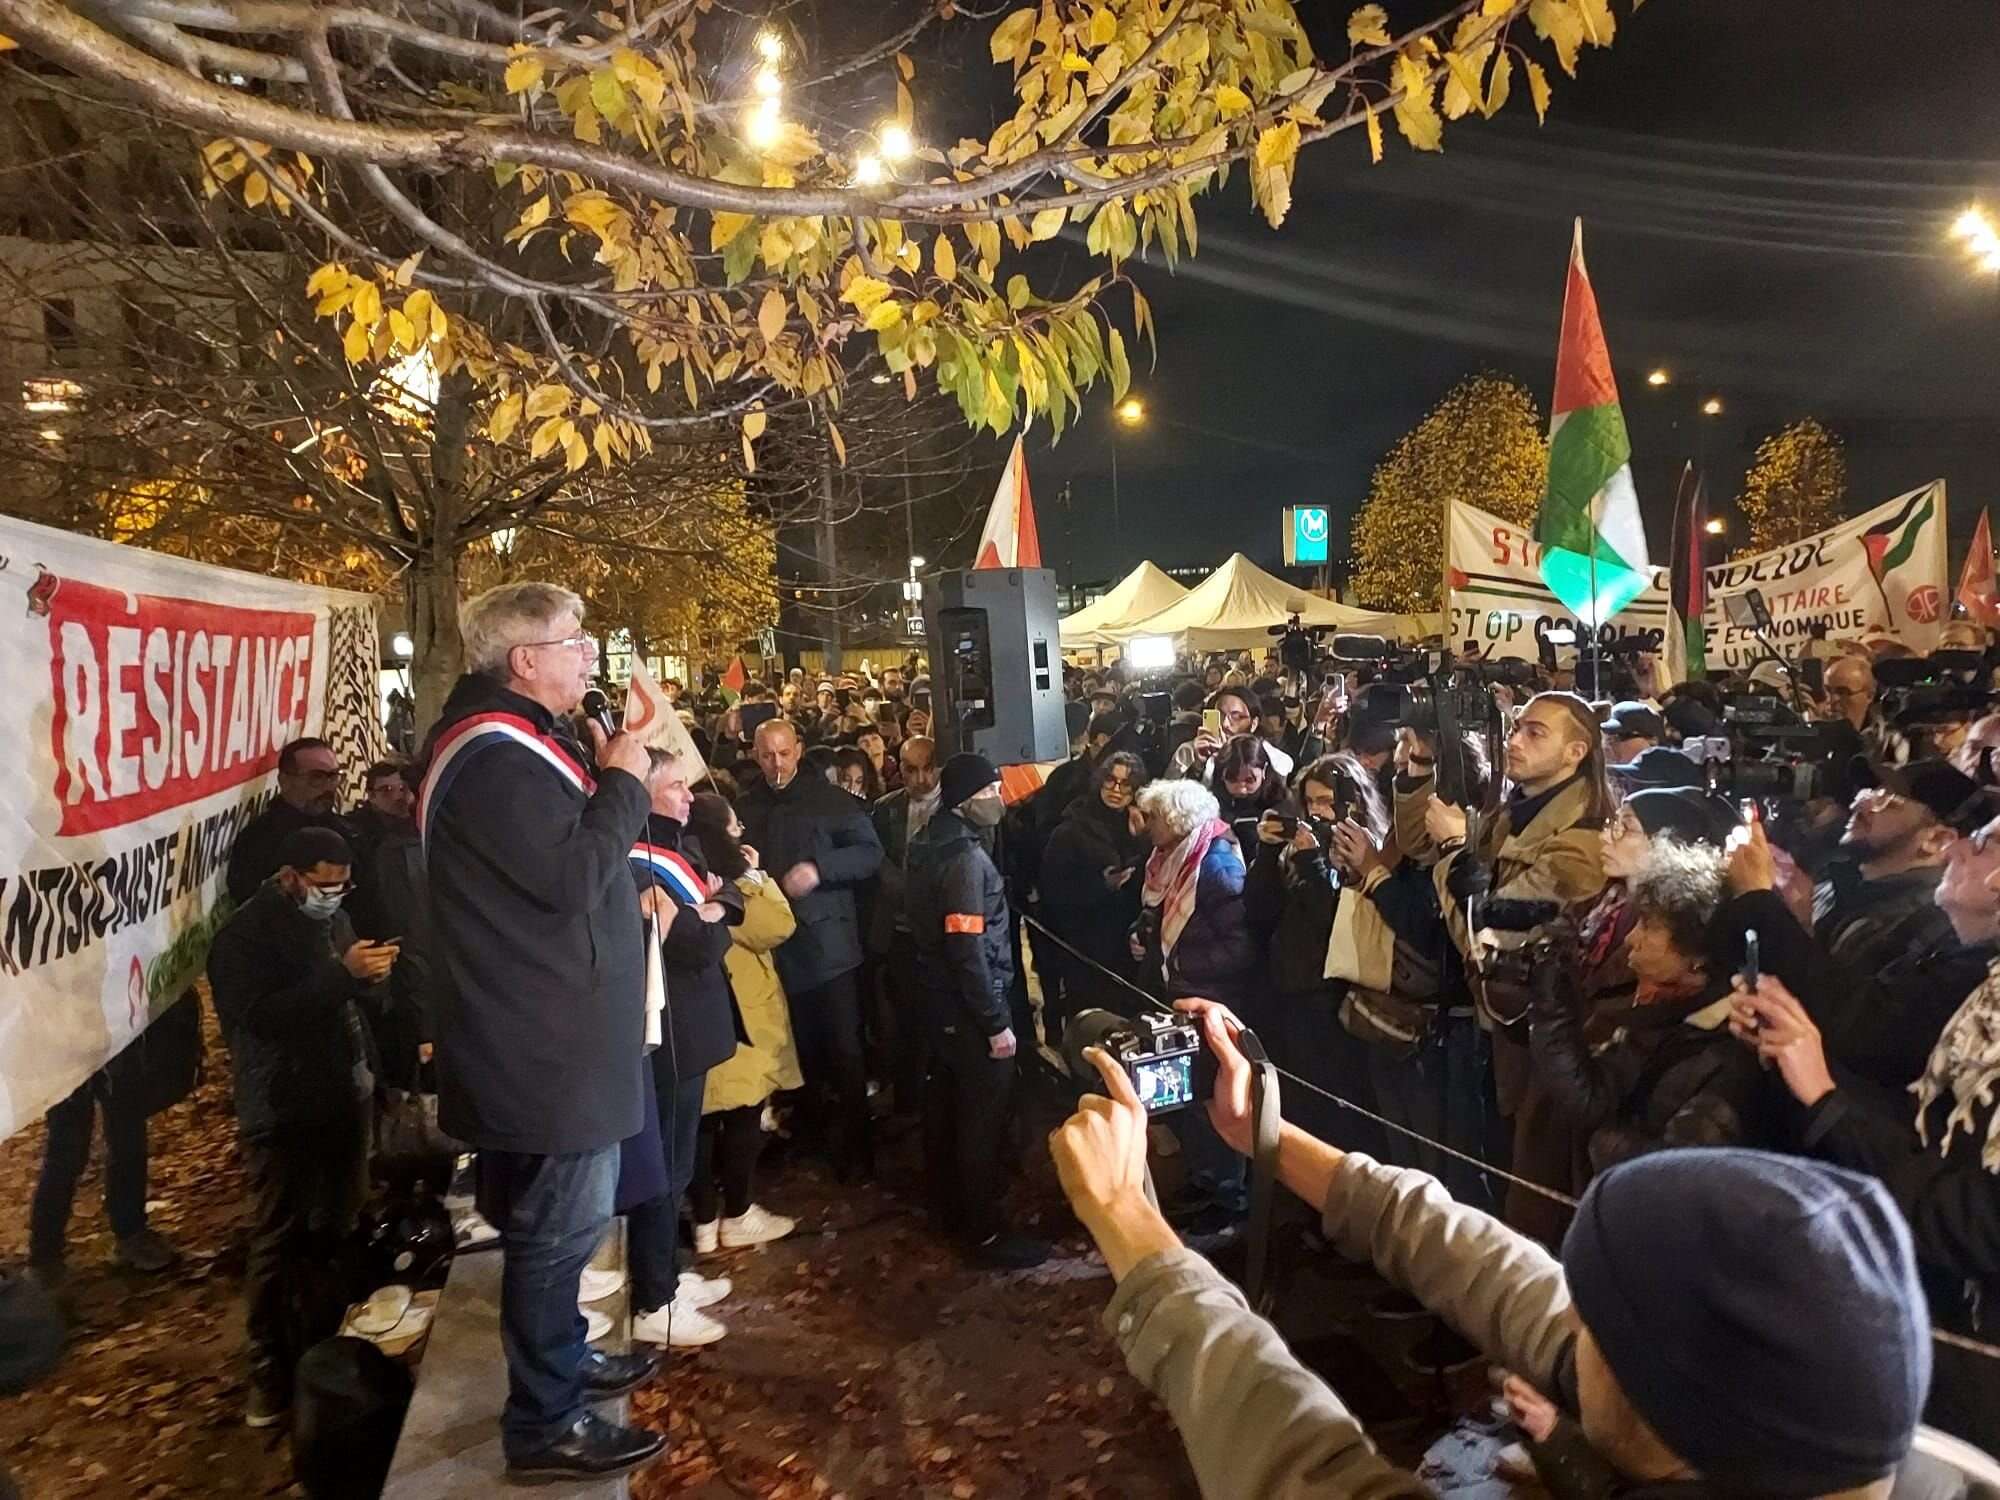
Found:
[1237,1025,1282,1315]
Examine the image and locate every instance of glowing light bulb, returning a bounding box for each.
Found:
[877,122,915,162]
[1703,518,1726,536]
[1701,397,1724,417]
[754,29,784,63]
[854,153,886,186]
[1950,207,1988,242]
[753,66,783,99]
[1646,368,1669,387]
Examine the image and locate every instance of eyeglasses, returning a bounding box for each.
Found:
[521,633,596,655]
[291,767,340,783]
[307,881,354,897]
[1103,776,1135,791]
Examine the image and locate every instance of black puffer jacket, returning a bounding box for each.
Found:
[736,768,884,994]
[207,883,374,1138]
[907,809,1013,1038]
[416,674,651,1155]
[1243,839,1337,996]
[630,814,746,1082]
[226,796,353,908]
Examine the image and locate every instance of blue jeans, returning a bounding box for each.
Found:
[627,1064,708,1315]
[476,1146,619,1455]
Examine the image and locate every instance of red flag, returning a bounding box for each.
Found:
[719,655,747,705]
[1959,509,2000,627]
[973,437,1041,569]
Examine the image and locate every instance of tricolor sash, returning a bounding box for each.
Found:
[418,711,595,849]
[629,841,707,904]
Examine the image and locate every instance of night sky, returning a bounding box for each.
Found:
[957,1,2000,591]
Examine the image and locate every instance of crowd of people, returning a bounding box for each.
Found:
[25,579,2000,1494]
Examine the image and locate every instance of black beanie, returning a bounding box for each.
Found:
[939,752,1000,812]
[1562,1149,1930,1495]
[1623,788,1739,849]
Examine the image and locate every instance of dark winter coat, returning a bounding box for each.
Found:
[207,883,375,1139]
[1040,794,1147,982]
[736,768,884,994]
[1530,969,1774,1176]
[1141,835,1260,1008]
[225,795,354,908]
[1243,838,1337,997]
[907,809,1014,1039]
[1814,861,1954,974]
[416,674,651,1155]
[1813,925,1992,1094]
[631,814,747,1082]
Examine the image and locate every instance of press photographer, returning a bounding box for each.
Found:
[1049,1000,1969,1498]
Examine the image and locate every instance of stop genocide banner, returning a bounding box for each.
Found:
[0,515,382,1139]
[1445,481,1950,668]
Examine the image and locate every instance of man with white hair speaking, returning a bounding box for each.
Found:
[415,582,663,1482]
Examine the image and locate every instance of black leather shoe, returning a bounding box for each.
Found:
[578,1348,660,1398]
[506,1412,665,1482]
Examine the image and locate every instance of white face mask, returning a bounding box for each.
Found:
[299,885,344,921]
[960,790,1005,827]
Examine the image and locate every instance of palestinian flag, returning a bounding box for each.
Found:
[1958,509,2000,627]
[1666,463,1709,682]
[718,654,747,706]
[1534,220,1651,627]
[1861,486,1936,618]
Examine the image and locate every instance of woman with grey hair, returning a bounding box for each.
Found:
[1131,777,1262,1232]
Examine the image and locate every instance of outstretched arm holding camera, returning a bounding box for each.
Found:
[1052,1003,1575,1498]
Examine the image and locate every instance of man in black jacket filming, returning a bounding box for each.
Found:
[908,753,1049,1270]
[415,581,662,1482]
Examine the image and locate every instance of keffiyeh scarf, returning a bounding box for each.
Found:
[1142,817,1229,963]
[1911,956,2000,1174]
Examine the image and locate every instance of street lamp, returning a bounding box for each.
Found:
[1703,517,1726,536]
[1701,396,1724,417]
[1116,397,1145,425]
[1646,369,1670,387]
[1110,395,1145,541]
[902,556,926,638]
[1949,204,2000,273]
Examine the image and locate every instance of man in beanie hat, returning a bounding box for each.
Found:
[906,753,1050,1270]
[1047,998,1981,1498]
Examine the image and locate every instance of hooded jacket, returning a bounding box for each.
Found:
[736,766,884,994]
[907,807,1013,1038]
[415,674,651,1155]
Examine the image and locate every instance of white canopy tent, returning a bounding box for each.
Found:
[1059,561,1190,648]
[1108,552,1423,651]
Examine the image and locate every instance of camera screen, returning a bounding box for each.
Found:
[1132,1053,1196,1113]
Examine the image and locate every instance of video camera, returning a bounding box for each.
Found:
[1268,612,1339,677]
[1061,1009,1211,1115]
[1675,692,1855,808]
[1874,651,2000,746]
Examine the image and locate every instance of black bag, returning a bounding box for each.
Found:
[116,988,203,1118]
[292,1336,413,1499]
[373,1089,464,1177]
[0,1272,65,1395]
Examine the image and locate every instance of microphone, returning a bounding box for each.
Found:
[581,688,619,741]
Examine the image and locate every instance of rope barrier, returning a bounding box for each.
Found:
[1014,907,2000,1365]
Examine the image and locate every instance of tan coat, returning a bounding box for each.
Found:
[703,869,805,1113]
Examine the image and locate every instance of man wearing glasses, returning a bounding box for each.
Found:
[226,737,355,906]
[417,581,662,1481]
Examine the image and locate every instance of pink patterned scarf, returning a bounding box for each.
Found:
[1142,817,1230,962]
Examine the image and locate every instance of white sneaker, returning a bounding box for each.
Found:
[577,1265,625,1303]
[631,1301,726,1348]
[718,1204,796,1249]
[453,1208,499,1249]
[677,1270,731,1309]
[693,1219,720,1255]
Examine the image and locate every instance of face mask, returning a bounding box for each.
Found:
[961,792,1005,827]
[299,885,344,920]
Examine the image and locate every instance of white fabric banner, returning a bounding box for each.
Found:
[1446,482,1951,669]
[624,659,708,781]
[0,516,381,1139]
[1444,500,1670,662]
[1702,481,1949,670]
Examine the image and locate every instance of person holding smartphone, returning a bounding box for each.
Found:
[1165,688,1295,785]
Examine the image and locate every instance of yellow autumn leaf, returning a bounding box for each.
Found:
[1528,0,1584,75]
[1483,0,1514,10]
[1215,84,1251,119]
[1251,121,1301,229]
[1526,58,1552,121]
[305,263,347,298]
[828,420,847,466]
[841,276,893,315]
[1029,207,1067,242]
[1088,6,1117,47]
[393,250,424,287]
[742,407,768,440]
[350,280,381,325]
[388,309,416,350]
[863,300,904,332]
[404,289,436,342]
[989,8,1035,65]
[593,421,615,470]
[758,288,787,342]
[1394,82,1444,152]
[530,415,566,460]
[525,382,571,419]
[504,53,544,94]
[517,194,553,232]
[562,423,588,472]
[1485,49,1513,116]
[242,171,269,208]
[1365,106,1384,163]
[935,233,958,281]
[1347,4,1392,48]
[341,320,369,364]
[741,433,757,472]
[0,34,17,50]
[1575,0,1615,45]
[710,210,753,250]
[488,389,525,443]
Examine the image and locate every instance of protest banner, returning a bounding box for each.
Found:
[1446,481,1950,669]
[1702,481,1948,669]
[1445,499,1670,661]
[0,515,382,1139]
[623,659,709,780]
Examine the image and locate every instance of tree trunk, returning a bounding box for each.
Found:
[410,542,463,730]
[816,453,843,673]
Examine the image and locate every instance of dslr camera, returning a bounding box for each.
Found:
[1062,1008,1209,1115]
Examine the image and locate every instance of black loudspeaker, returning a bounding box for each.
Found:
[924,568,1070,765]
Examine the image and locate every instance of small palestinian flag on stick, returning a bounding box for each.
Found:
[1957,509,2000,628]
[718,654,747,706]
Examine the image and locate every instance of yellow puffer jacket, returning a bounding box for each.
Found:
[703,869,805,1113]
